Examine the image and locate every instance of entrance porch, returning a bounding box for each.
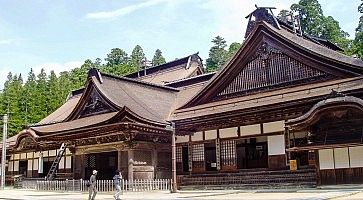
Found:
[286,93,363,185]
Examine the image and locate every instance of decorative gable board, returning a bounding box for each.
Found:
[180,22,362,109]
[77,86,117,119]
[214,42,334,101]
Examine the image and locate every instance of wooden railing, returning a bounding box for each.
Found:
[21,179,171,192]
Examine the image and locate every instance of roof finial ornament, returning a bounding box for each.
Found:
[244,6,281,38]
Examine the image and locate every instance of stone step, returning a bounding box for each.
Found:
[180,182,317,190]
[190,169,315,176]
[179,169,317,188]
[181,177,316,184]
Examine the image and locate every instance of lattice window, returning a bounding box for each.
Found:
[221,140,236,166]
[176,146,183,163]
[86,155,96,168]
[216,43,333,99]
[192,144,204,162]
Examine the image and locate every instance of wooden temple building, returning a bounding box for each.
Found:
[3,7,363,186]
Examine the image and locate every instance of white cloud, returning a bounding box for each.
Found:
[33,61,83,76]
[86,0,169,20]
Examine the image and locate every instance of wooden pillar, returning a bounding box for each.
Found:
[128,150,134,180]
[171,122,177,193]
[73,154,85,179]
[152,147,158,179]
[117,150,122,171]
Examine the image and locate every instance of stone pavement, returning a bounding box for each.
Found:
[0,188,363,200]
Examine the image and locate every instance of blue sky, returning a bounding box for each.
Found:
[0,0,361,87]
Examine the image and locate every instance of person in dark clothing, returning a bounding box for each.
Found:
[113,170,123,200]
[88,170,98,200]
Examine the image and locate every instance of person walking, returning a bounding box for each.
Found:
[113,170,123,200]
[88,170,98,200]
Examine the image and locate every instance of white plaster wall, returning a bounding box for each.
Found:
[219,127,238,138]
[27,160,33,171]
[176,135,189,143]
[263,121,285,133]
[49,150,57,157]
[65,148,72,155]
[66,156,72,169]
[349,146,363,168]
[205,130,217,140]
[13,161,19,171]
[191,132,203,141]
[26,152,33,159]
[8,161,13,171]
[58,157,65,169]
[267,135,285,155]
[38,157,43,173]
[319,149,334,170]
[241,124,261,136]
[33,159,39,171]
[334,148,349,169]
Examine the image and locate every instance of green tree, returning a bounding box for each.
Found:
[105,48,128,66]
[291,0,325,37]
[22,68,38,124]
[130,45,146,70]
[101,48,137,76]
[206,36,228,72]
[278,9,292,23]
[1,73,24,136]
[152,49,166,66]
[291,0,351,53]
[227,42,241,60]
[352,1,363,59]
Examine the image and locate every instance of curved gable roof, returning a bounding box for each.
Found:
[179,22,363,109]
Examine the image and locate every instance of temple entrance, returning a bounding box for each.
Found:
[236,138,268,169]
[19,160,27,176]
[291,151,309,169]
[205,143,217,171]
[43,160,53,177]
[85,151,118,180]
[182,146,189,172]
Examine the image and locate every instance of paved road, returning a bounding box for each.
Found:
[0,189,363,200]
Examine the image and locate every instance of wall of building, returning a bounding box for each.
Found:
[318,146,363,184]
[7,148,73,178]
[176,120,287,174]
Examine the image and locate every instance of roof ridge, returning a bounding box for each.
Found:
[100,71,179,91]
[165,72,216,84]
[125,52,200,78]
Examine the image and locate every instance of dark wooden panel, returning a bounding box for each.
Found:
[268,154,286,169]
[192,161,205,173]
[352,168,363,183]
[335,168,352,184]
[216,47,333,100]
[319,168,363,185]
[319,169,336,185]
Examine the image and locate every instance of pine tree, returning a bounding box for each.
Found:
[206,36,228,72]
[131,45,146,71]
[152,49,166,66]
